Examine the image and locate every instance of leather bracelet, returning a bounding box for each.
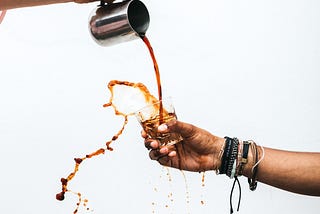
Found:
[238,141,250,176]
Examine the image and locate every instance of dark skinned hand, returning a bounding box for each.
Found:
[142,120,225,172]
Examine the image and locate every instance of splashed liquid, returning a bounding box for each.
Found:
[56,36,165,213]
[200,172,206,206]
[181,170,191,214]
[55,81,159,211]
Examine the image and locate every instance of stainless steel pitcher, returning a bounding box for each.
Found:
[89,0,150,47]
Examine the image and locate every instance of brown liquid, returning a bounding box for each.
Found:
[181,170,190,211]
[141,36,164,123]
[200,172,206,206]
[56,37,169,213]
[55,81,157,210]
[140,112,182,146]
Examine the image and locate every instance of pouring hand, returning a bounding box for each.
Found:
[74,0,114,3]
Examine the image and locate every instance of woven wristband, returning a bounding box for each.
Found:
[226,138,239,178]
[219,137,233,174]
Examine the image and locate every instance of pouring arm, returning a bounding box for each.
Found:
[0,0,98,10]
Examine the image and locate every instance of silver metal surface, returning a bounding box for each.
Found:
[89,0,150,47]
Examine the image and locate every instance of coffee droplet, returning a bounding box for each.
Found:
[56,192,65,201]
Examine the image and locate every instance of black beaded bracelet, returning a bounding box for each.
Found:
[219,137,233,174]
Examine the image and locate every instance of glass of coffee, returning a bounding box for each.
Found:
[135,98,183,146]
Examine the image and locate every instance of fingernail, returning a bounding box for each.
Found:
[150,141,158,148]
[159,147,168,154]
[168,151,176,157]
[158,124,168,132]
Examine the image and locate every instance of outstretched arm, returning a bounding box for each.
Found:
[243,147,320,196]
[0,0,99,10]
[143,120,320,196]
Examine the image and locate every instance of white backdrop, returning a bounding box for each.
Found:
[0,0,319,213]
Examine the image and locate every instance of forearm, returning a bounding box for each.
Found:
[242,147,320,196]
[0,0,70,10]
[0,0,96,10]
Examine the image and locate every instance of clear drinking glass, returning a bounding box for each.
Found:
[135,98,183,146]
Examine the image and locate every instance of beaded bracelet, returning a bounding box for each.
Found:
[235,140,243,176]
[219,137,233,174]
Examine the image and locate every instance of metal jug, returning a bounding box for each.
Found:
[89,0,150,46]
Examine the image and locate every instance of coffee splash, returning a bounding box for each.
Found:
[56,80,161,212]
[56,36,166,213]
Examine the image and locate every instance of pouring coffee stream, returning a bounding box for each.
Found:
[140,34,164,123]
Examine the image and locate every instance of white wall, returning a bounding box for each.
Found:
[0,0,319,213]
